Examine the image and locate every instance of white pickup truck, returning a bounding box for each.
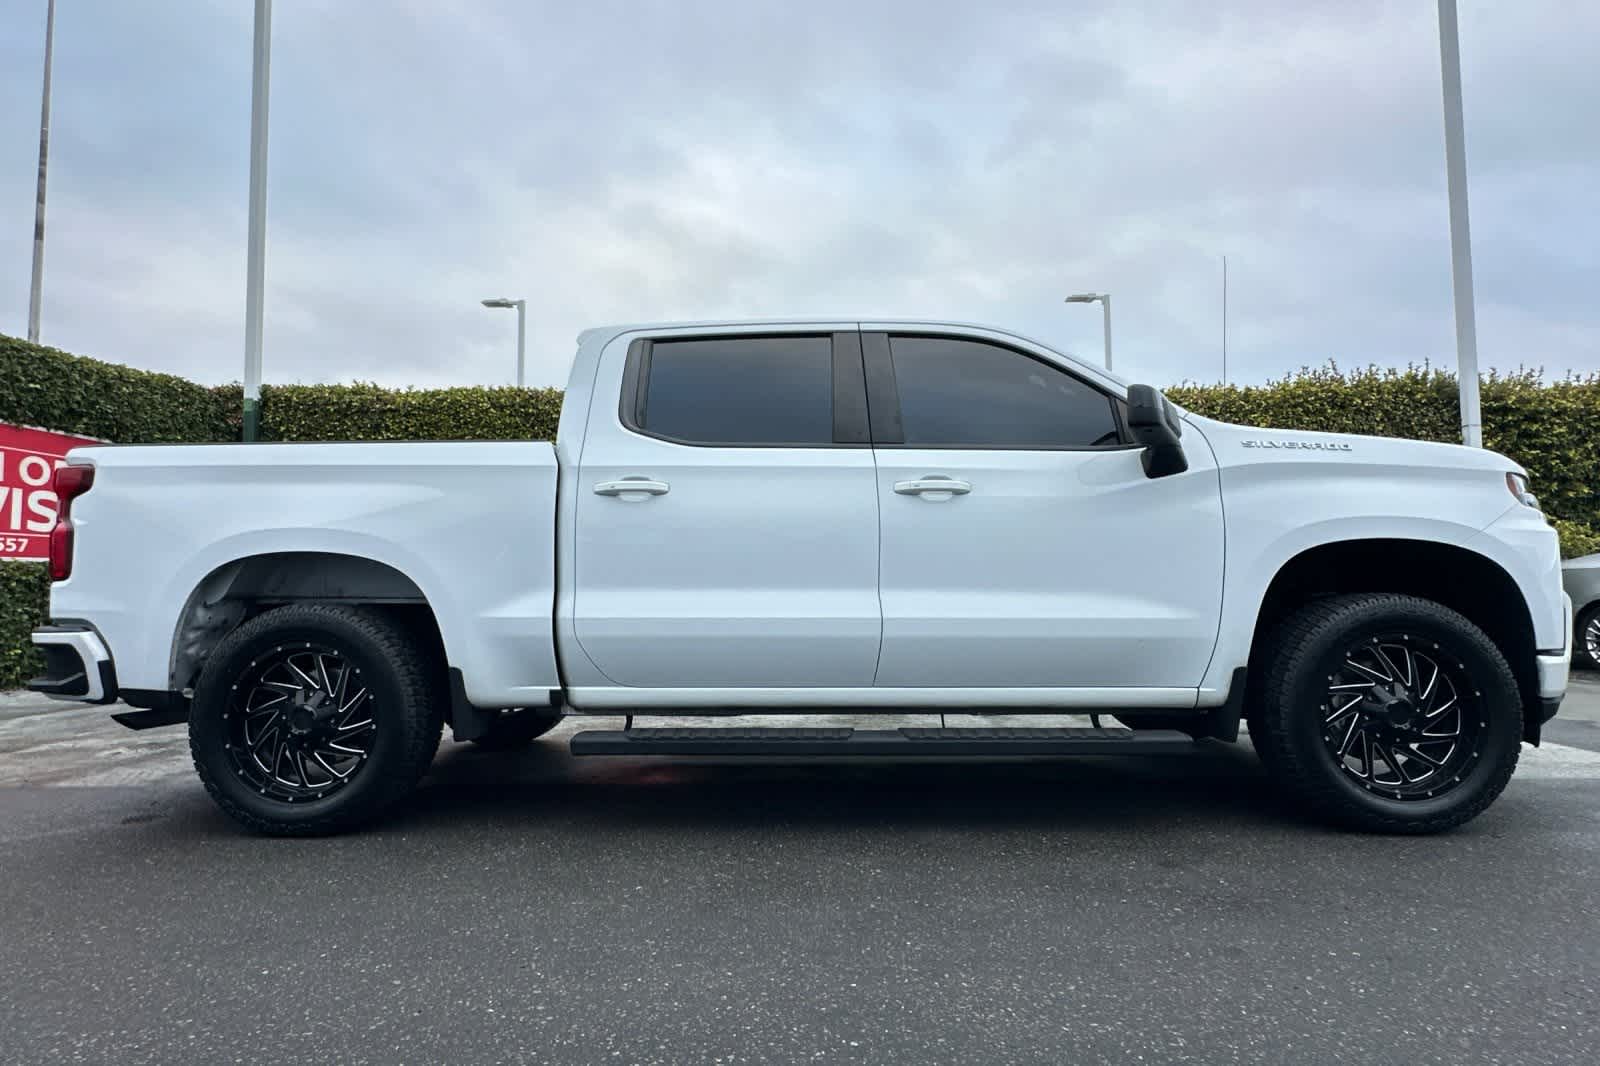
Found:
[31,319,1571,835]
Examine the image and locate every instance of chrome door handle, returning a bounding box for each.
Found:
[594,477,670,500]
[894,477,972,499]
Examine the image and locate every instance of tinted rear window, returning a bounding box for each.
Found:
[639,336,834,445]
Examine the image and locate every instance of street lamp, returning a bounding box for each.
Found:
[1065,292,1112,372]
[481,298,527,387]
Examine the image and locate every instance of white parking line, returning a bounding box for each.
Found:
[1517,741,1600,780]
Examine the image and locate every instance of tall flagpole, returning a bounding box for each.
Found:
[242,0,273,442]
[27,0,56,344]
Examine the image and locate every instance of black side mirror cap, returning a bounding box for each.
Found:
[1125,384,1189,479]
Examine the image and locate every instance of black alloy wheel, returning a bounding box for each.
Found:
[225,644,377,802]
[1319,635,1482,801]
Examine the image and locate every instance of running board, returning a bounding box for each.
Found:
[569,726,1199,757]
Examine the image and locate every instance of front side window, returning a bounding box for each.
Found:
[636,335,834,445]
[887,335,1121,448]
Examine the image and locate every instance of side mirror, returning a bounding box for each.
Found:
[1125,385,1188,479]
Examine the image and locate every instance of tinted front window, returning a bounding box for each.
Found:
[640,336,833,445]
[888,336,1121,448]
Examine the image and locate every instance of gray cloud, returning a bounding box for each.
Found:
[1,0,1596,391]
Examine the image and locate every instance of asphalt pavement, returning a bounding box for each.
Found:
[2,677,1599,1064]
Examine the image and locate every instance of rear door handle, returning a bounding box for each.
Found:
[594,477,670,500]
[893,477,972,499]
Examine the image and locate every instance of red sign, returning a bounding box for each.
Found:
[0,422,105,561]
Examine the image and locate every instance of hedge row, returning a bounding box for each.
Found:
[1,335,1597,690]
[0,334,232,443]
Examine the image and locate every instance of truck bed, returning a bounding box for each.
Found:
[51,440,561,707]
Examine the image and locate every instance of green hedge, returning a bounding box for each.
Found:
[0,334,232,443]
[215,382,564,443]
[2,335,1597,690]
[0,562,49,690]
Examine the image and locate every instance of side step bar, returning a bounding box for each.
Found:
[570,726,1198,757]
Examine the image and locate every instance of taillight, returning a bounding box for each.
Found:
[48,464,95,582]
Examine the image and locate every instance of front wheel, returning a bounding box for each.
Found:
[189,604,444,836]
[1250,594,1522,834]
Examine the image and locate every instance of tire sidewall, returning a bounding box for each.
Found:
[1276,604,1521,825]
[190,612,414,830]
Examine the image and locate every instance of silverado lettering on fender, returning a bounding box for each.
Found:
[30,320,1572,835]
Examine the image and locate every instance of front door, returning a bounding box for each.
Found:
[864,329,1225,691]
[573,329,882,688]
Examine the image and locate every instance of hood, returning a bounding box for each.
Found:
[1183,414,1525,477]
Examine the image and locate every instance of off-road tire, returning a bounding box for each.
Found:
[469,708,563,750]
[1250,593,1522,834]
[189,604,444,836]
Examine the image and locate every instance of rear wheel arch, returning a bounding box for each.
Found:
[168,552,447,697]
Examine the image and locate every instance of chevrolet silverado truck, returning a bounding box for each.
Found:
[30,319,1571,835]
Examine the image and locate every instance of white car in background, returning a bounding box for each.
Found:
[1566,554,1600,671]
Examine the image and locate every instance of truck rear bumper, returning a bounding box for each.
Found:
[29,624,118,704]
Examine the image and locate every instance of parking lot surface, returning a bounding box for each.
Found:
[2,677,1599,1064]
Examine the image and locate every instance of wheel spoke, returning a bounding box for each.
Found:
[1373,742,1408,783]
[1404,743,1450,768]
[1330,679,1377,692]
[338,687,368,717]
[286,659,321,691]
[1423,694,1457,720]
[1372,644,1408,687]
[1336,716,1362,758]
[1419,657,1441,704]
[246,692,289,714]
[1345,658,1392,684]
[310,750,355,781]
[1324,694,1363,723]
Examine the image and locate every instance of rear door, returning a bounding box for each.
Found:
[572,329,882,688]
[864,328,1224,691]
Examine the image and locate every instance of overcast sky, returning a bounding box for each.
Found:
[1,1,1596,390]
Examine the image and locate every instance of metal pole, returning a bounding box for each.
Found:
[242,0,272,442]
[1222,255,1228,384]
[1101,294,1112,372]
[27,0,56,344]
[1437,0,1482,447]
[515,300,526,387]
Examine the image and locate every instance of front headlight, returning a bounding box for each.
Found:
[1506,472,1541,510]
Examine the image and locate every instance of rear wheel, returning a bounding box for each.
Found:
[1250,593,1522,834]
[1575,604,1600,672]
[189,604,444,836]
[469,708,563,750]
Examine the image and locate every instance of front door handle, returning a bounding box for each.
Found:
[594,477,670,500]
[893,476,972,500]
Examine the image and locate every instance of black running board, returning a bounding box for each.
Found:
[570,726,1198,757]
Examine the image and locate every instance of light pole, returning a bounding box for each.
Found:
[1437,0,1482,447]
[482,298,527,386]
[1065,293,1112,372]
[27,0,56,344]
[242,0,272,442]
